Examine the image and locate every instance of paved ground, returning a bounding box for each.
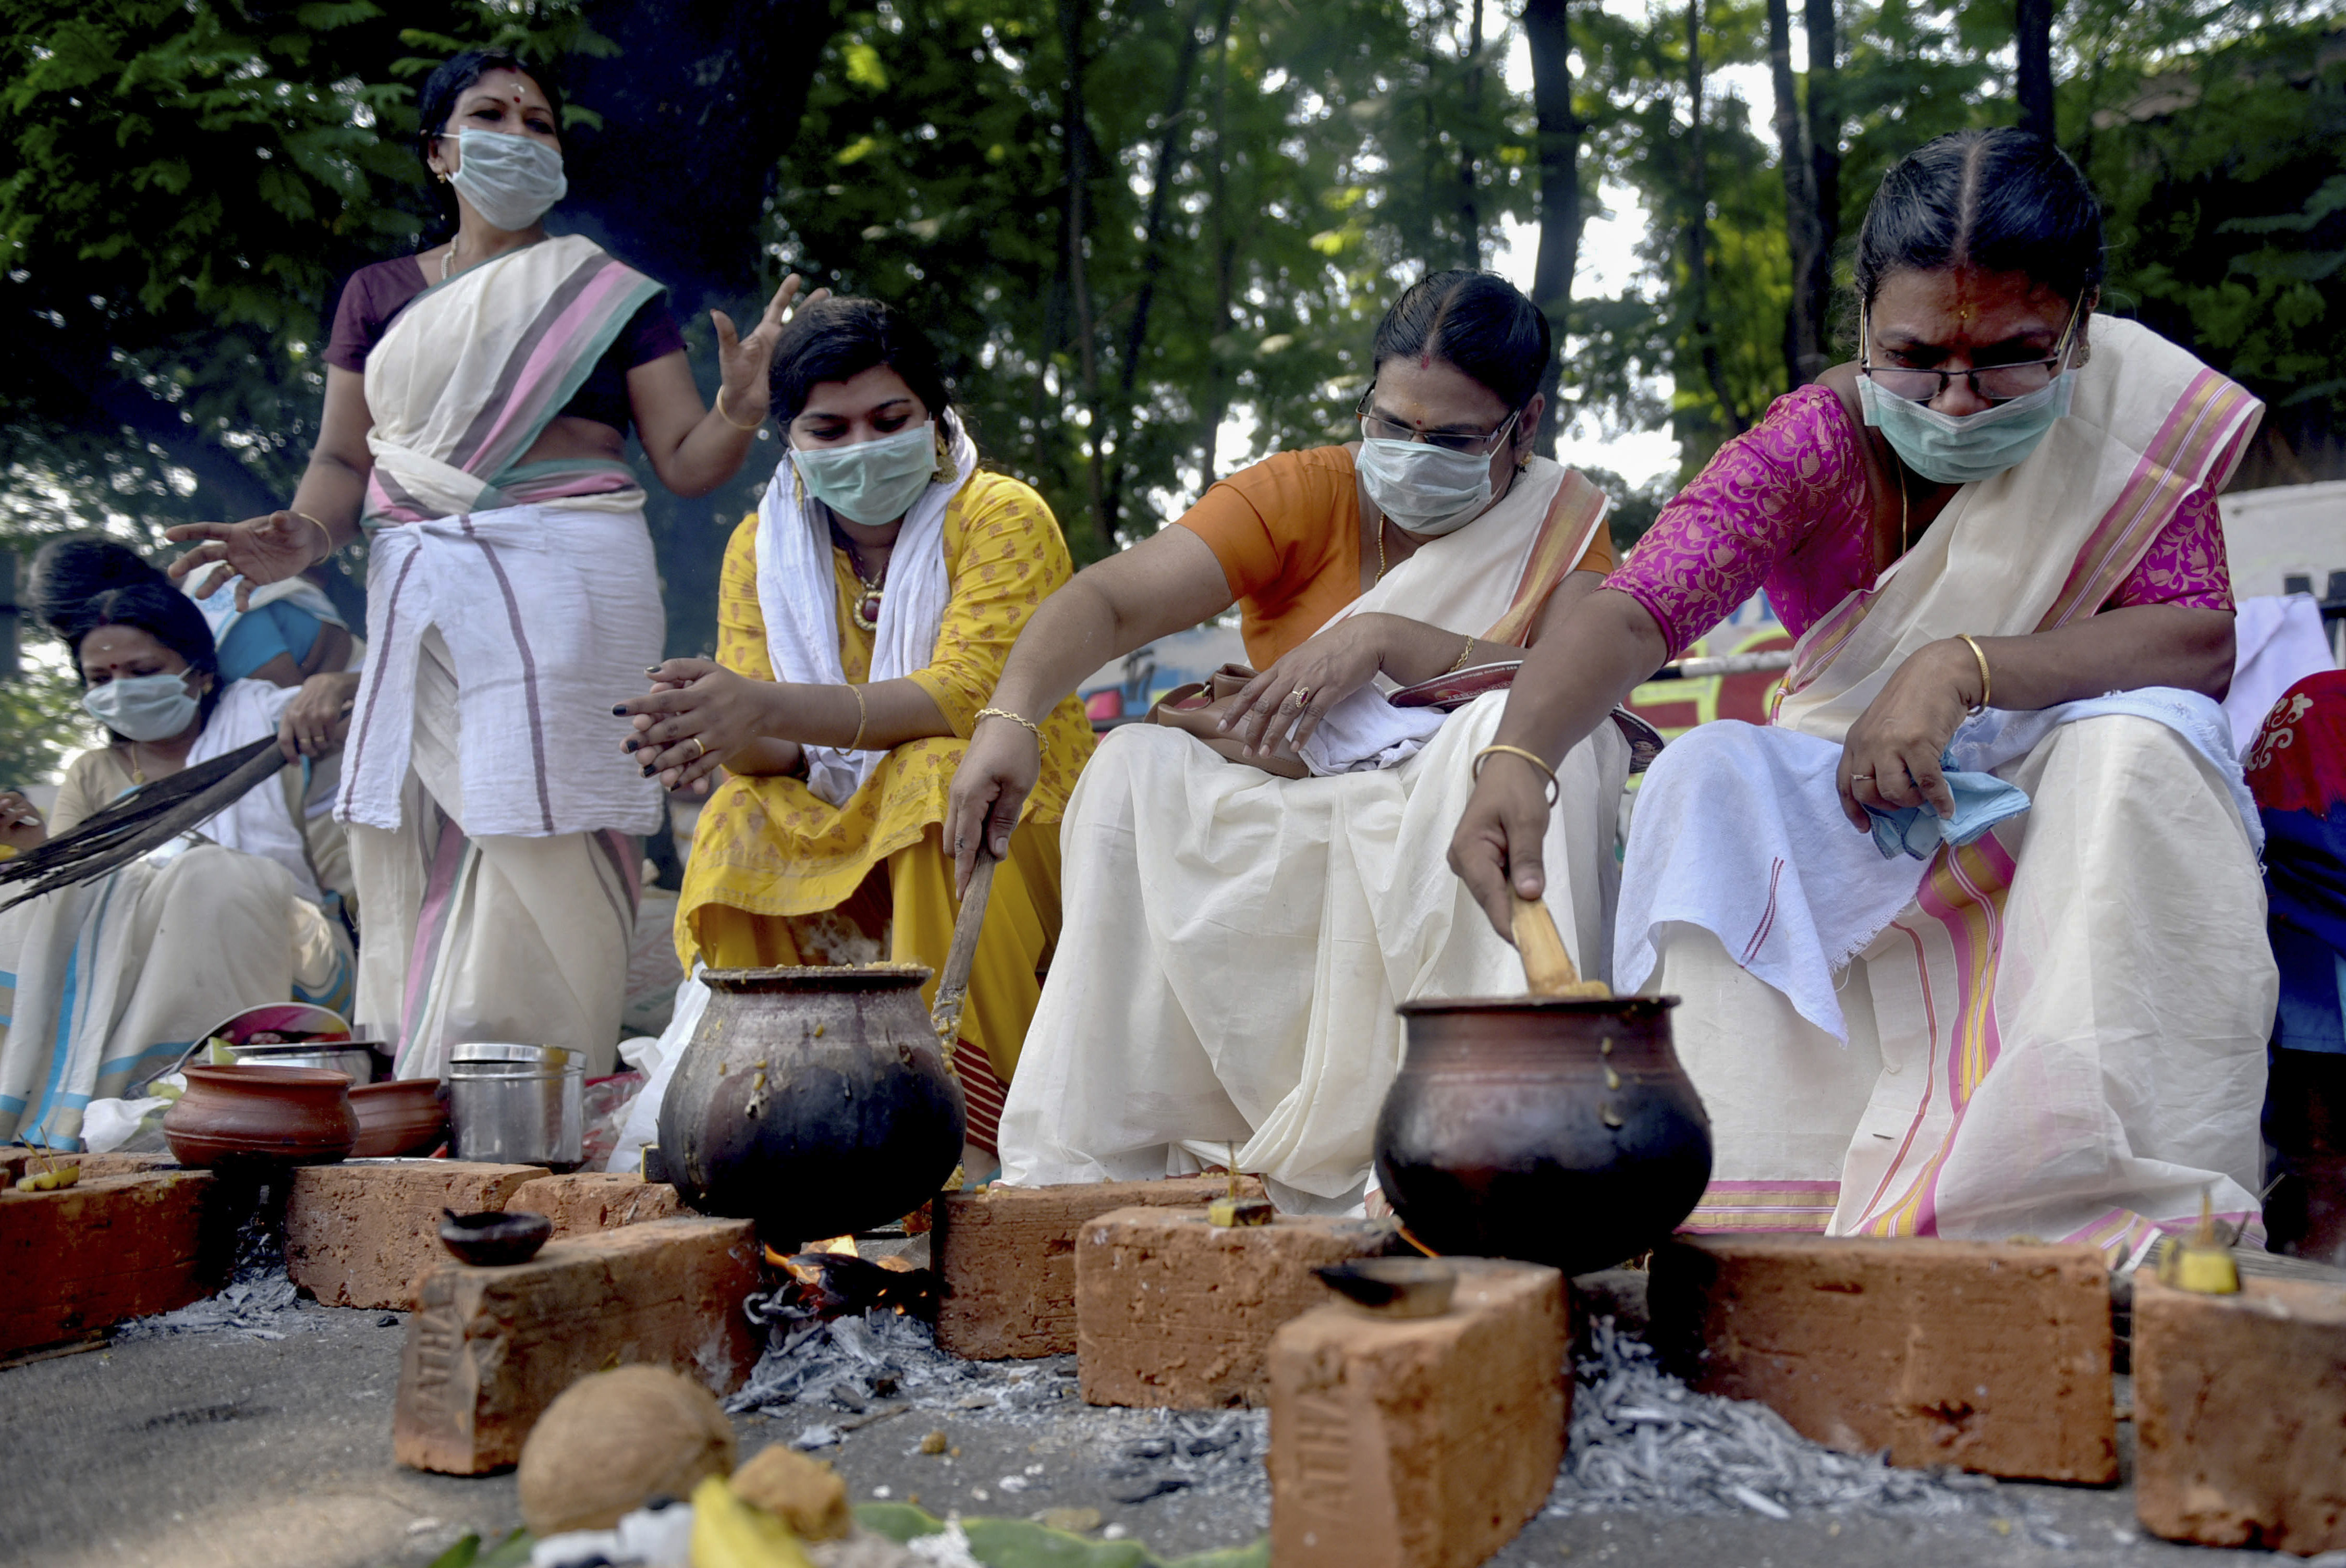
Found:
[0,1292,2297,1568]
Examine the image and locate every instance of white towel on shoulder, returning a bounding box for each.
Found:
[752,412,979,807]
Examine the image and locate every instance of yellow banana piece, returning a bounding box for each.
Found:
[19,1165,80,1192]
[689,1475,815,1568]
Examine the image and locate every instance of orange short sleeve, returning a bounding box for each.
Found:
[1174,447,1362,667]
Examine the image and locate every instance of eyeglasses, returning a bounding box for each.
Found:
[1860,296,2086,404]
[1355,385,1523,456]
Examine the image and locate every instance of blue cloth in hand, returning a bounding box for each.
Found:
[1863,751,2032,861]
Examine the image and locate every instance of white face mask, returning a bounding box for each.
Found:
[447,128,568,231]
[1354,437,1496,536]
[792,421,939,527]
[82,671,202,743]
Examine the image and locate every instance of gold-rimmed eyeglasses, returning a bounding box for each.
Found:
[1355,384,1523,456]
[1860,295,2087,404]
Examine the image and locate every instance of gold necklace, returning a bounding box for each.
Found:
[127,741,146,786]
[1376,518,1389,582]
[836,528,887,632]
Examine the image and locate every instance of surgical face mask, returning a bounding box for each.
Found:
[792,420,938,526]
[447,129,568,231]
[1354,437,1496,536]
[82,671,202,743]
[1858,370,2075,486]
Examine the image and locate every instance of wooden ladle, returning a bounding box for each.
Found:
[1510,892,1612,999]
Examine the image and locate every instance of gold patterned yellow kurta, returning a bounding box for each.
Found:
[677,469,1095,1084]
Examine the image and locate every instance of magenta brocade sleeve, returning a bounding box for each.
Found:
[1600,384,1870,657]
[2113,484,2234,612]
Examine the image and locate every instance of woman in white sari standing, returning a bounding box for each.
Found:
[167,49,802,1077]
[1451,130,2271,1256]
[947,271,1624,1209]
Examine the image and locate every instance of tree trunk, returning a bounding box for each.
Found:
[1684,0,1746,434]
[2017,0,2057,141]
[1458,0,1486,270]
[1195,0,1241,493]
[1803,0,1841,363]
[1058,0,1108,556]
[1767,0,1824,386]
[1103,0,1220,541]
[1524,0,1585,457]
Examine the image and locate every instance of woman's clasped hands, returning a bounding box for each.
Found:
[614,659,785,795]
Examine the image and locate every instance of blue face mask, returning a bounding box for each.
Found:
[1859,369,2076,486]
[82,671,202,743]
[792,420,939,526]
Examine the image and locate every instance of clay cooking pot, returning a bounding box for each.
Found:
[163,1063,359,1169]
[349,1077,449,1158]
[657,965,964,1243]
[1374,994,1710,1275]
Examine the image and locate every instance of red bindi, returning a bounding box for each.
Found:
[1420,352,1433,368]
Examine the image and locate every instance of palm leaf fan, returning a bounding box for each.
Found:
[0,737,289,912]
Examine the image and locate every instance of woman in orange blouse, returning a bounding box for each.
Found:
[947,271,1624,1209]
[619,299,1093,1153]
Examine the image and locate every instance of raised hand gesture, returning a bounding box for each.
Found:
[164,511,329,607]
[711,273,830,430]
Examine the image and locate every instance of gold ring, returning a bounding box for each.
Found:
[1292,687,1314,707]
[687,737,707,761]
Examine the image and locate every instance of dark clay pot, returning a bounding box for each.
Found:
[657,966,964,1245]
[1374,994,1710,1276]
[163,1063,359,1170]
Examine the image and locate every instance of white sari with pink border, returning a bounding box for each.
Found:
[1621,317,2277,1259]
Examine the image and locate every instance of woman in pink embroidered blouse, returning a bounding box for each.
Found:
[1437,128,2274,1257]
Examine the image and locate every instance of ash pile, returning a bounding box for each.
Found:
[115,1174,327,1343]
[727,1257,1268,1520]
[1547,1316,2068,1545]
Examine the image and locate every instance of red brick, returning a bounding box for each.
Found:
[393,1216,763,1475]
[0,1172,229,1354]
[1074,1206,1394,1408]
[2134,1273,2346,1554]
[285,1159,546,1309]
[0,1148,179,1185]
[1649,1235,2115,1481]
[936,1177,1265,1359]
[1270,1260,1567,1568]
[505,1171,683,1239]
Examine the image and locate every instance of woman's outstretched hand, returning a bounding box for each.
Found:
[616,659,777,794]
[164,512,326,606]
[711,274,830,431]
[1835,638,1977,831]
[1448,751,1556,940]
[1216,615,1388,760]
[946,716,1041,896]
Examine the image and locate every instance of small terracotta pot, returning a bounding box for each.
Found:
[349,1078,450,1159]
[163,1063,359,1169]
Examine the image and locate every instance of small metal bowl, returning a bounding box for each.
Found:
[438,1208,553,1267]
[1315,1257,1458,1319]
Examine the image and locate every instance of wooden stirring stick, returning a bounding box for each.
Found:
[1510,892,1612,998]
[931,850,999,1048]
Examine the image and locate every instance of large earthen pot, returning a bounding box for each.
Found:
[657,965,963,1244]
[163,1063,359,1169]
[1375,994,1710,1275]
[349,1077,450,1158]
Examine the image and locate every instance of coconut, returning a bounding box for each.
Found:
[516,1365,737,1535]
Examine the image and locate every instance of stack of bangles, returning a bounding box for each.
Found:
[1472,743,1560,806]
[976,707,1042,747]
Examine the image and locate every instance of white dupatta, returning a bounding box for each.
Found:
[752,411,980,806]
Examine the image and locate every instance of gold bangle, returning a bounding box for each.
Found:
[1958,634,1993,714]
[1445,634,1477,676]
[975,706,1043,746]
[1472,743,1561,807]
[714,386,766,432]
[293,511,335,562]
[846,683,868,751]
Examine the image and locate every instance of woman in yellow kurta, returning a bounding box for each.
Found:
[618,297,1092,1154]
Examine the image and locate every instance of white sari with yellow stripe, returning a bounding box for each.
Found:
[999,460,1617,1210]
[1622,317,2275,1257]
